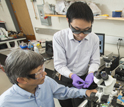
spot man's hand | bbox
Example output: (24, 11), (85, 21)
(71, 74), (85, 89)
(83, 73), (94, 88)
(85, 89), (97, 97)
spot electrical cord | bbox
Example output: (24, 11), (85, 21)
(117, 40), (120, 58)
(117, 39), (122, 59)
(0, 0), (4, 11)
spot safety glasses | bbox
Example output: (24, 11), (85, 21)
(70, 24), (92, 35)
(28, 65), (45, 79)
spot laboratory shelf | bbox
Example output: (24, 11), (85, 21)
(45, 14), (124, 21)
(45, 14), (66, 17)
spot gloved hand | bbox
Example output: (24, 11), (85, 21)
(83, 73), (94, 88)
(71, 74), (85, 89)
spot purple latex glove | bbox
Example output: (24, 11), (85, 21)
(71, 74), (85, 89)
(83, 73), (94, 88)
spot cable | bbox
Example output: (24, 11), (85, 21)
(0, 0), (4, 11)
(117, 39), (122, 59)
(117, 40), (120, 59)
(32, 2), (38, 19)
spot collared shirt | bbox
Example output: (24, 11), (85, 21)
(0, 76), (87, 107)
(53, 28), (100, 78)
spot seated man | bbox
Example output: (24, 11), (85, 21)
(0, 49), (97, 107)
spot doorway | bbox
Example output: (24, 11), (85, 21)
(10, 0), (36, 41)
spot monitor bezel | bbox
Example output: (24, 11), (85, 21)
(95, 33), (105, 56)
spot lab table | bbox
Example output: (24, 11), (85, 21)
(0, 37), (26, 50)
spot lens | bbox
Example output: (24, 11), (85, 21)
(83, 28), (92, 34)
(101, 71), (108, 80)
(94, 71), (101, 79)
(70, 24), (92, 35)
(101, 72), (106, 77)
(73, 30), (91, 35)
(35, 72), (43, 79)
(83, 31), (91, 34)
(94, 71), (98, 76)
(71, 26), (81, 34)
(35, 70), (44, 79)
(73, 31), (81, 34)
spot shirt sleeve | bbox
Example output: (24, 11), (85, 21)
(88, 35), (100, 73)
(49, 76), (87, 100)
(53, 33), (72, 78)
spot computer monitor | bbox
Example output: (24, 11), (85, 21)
(95, 33), (105, 56)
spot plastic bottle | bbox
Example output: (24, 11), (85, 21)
(36, 43), (42, 54)
(28, 41), (31, 50)
(34, 44), (39, 54)
(30, 44), (34, 51)
(28, 40), (34, 51)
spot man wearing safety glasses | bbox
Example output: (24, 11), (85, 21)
(53, 2), (100, 107)
(0, 49), (97, 107)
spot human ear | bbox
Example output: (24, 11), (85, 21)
(66, 18), (69, 22)
(17, 77), (28, 84)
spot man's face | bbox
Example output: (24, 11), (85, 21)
(70, 19), (92, 41)
(26, 65), (47, 86)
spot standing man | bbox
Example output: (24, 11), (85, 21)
(53, 2), (100, 107)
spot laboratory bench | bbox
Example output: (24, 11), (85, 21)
(0, 37), (26, 51)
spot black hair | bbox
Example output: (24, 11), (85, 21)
(66, 2), (94, 24)
(5, 49), (44, 84)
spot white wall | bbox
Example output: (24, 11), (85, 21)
(22, 0), (124, 57)
(89, 0), (124, 57)
(0, 0), (16, 31)
(25, 0), (68, 41)
(25, 0), (124, 56)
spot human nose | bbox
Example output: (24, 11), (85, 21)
(79, 33), (85, 37)
(43, 71), (47, 76)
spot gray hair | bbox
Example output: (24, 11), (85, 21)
(5, 49), (44, 84)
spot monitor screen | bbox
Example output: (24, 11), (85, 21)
(95, 33), (105, 55)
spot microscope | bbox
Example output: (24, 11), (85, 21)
(78, 71), (117, 107)
(94, 71), (117, 106)
(103, 56), (113, 75)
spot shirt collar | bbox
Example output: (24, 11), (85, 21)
(68, 28), (90, 41)
(13, 84), (40, 98)
(68, 28), (74, 40)
(85, 34), (89, 40)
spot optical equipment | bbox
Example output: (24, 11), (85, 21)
(94, 71), (108, 80)
(70, 24), (92, 35)
(94, 71), (117, 105)
(28, 65), (45, 79)
(79, 71), (117, 107)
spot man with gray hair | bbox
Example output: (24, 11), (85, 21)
(0, 49), (96, 107)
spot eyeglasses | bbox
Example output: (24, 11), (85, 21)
(28, 65), (45, 79)
(70, 24), (92, 35)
